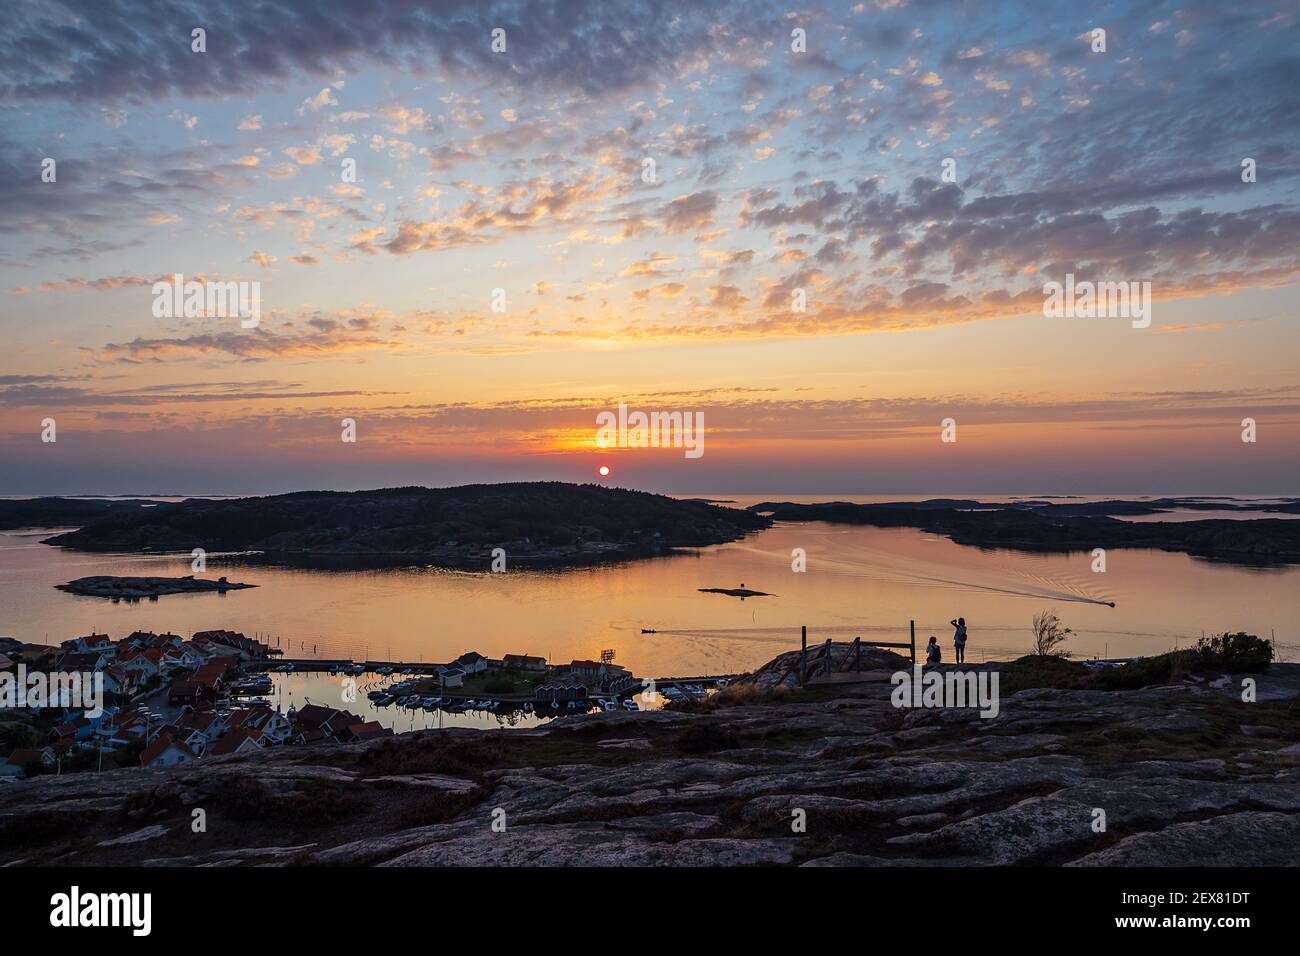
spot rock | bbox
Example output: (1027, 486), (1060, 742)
(97, 824), (170, 847)
(896, 812), (947, 829)
(379, 824), (797, 867)
(1068, 812), (1300, 866)
(1240, 724), (1283, 738)
(596, 738), (653, 750)
(1125, 714), (1210, 733)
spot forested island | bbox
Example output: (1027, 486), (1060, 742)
(41, 483), (772, 570)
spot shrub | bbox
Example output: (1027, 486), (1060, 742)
(1031, 609), (1072, 658)
(1194, 632), (1273, 672)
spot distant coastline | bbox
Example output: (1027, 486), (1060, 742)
(748, 497), (1300, 566)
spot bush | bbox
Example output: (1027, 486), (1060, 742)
(1194, 632), (1273, 673)
(1031, 609), (1072, 657)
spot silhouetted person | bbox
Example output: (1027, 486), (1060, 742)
(926, 635), (941, 666)
(950, 617), (968, 664)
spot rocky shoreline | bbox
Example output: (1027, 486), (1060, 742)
(3, 645), (1296, 867)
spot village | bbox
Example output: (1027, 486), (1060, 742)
(0, 629), (665, 781)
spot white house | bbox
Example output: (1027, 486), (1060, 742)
(139, 734), (197, 769)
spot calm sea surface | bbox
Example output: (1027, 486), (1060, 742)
(2, 494), (1297, 680)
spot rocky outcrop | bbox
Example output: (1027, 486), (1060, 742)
(2, 659), (1297, 867)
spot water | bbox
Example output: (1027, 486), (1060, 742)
(3, 508), (1297, 676)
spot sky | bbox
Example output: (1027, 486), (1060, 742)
(0, 0), (1297, 496)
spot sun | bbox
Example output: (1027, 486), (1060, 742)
(598, 465), (610, 477)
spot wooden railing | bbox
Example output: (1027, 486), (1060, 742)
(788, 623), (917, 686)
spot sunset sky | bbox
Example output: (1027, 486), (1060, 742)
(1, 0), (1297, 495)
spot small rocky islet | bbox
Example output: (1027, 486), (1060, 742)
(55, 575), (256, 599)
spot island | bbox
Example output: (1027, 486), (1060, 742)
(55, 575), (257, 599)
(747, 498), (1300, 565)
(698, 587), (773, 598)
(41, 482), (773, 571)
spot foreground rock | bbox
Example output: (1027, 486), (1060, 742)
(2, 654), (1297, 867)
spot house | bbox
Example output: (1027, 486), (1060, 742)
(341, 721), (392, 742)
(566, 659), (607, 680)
(226, 706), (290, 743)
(193, 659), (235, 688)
(209, 727), (268, 757)
(117, 646), (165, 681)
(175, 709), (226, 742)
(157, 724), (210, 756)
(172, 641), (211, 668)
(139, 733), (197, 768)
(455, 651), (488, 674)
(289, 704), (363, 741)
(101, 664), (135, 697)
(99, 710), (150, 743)
(49, 716), (95, 746)
(191, 629), (275, 660)
(0, 747), (57, 778)
(533, 680), (589, 703)
(56, 650), (110, 673)
(64, 633), (113, 654)
(437, 666), (465, 688)
(167, 680), (216, 708)
(503, 653), (547, 672)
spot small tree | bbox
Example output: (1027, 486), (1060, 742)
(1032, 609), (1072, 658)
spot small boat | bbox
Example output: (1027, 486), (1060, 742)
(367, 690), (387, 701)
(640, 628), (657, 634)
(376, 695), (394, 707)
(421, 697), (437, 710)
(621, 699), (639, 712)
(601, 700), (618, 712)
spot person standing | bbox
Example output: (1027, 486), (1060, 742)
(950, 617), (968, 664)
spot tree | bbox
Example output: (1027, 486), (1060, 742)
(1032, 609), (1072, 658)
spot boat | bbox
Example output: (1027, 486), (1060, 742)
(600, 699), (618, 712)
(421, 698), (437, 710)
(367, 690), (387, 701)
(621, 699), (639, 712)
(640, 628), (657, 634)
(376, 695), (394, 707)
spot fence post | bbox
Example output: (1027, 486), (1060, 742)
(800, 625), (807, 686)
(910, 620), (916, 665)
